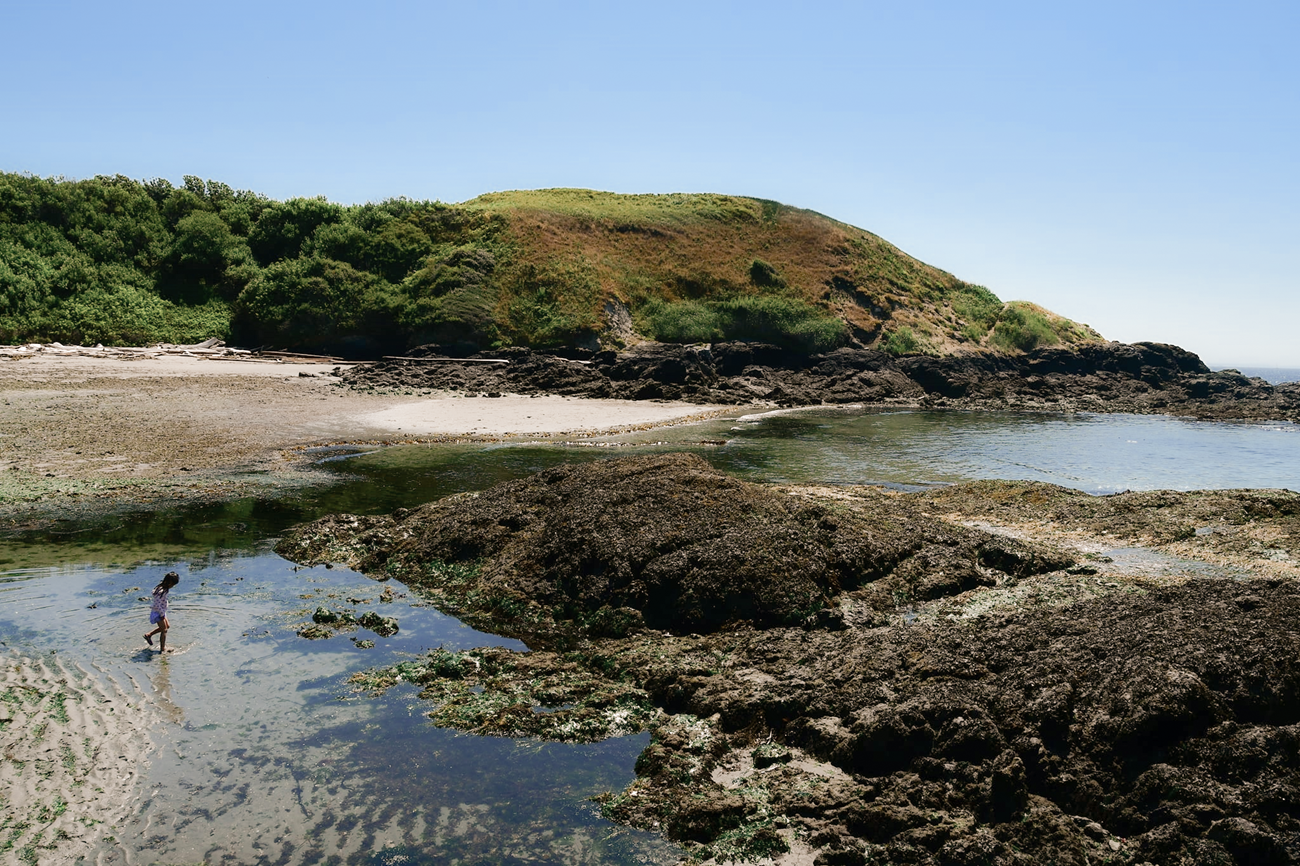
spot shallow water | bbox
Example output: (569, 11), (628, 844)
(0, 554), (676, 864)
(704, 408), (1300, 493)
(3, 407), (1299, 863)
(327, 408), (1299, 504)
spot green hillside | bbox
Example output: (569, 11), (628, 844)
(0, 174), (1102, 356)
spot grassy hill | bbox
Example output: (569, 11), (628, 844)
(0, 174), (1102, 356)
(461, 189), (1101, 354)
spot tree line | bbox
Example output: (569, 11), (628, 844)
(0, 173), (510, 355)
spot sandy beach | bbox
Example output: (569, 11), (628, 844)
(0, 353), (732, 527)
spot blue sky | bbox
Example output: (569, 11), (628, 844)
(4, 0), (1297, 366)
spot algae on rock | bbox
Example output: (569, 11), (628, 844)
(278, 455), (1300, 865)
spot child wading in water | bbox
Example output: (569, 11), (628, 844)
(144, 572), (180, 652)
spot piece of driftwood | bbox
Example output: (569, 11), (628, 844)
(381, 356), (511, 364)
(255, 350), (346, 362)
(0, 340), (255, 360)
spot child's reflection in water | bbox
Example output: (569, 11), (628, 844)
(150, 657), (185, 725)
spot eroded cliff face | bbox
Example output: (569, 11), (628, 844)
(278, 455), (1300, 864)
(346, 340), (1300, 422)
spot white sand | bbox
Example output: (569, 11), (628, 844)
(361, 394), (726, 436)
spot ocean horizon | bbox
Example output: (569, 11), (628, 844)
(1220, 366), (1300, 384)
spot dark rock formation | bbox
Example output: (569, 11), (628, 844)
(278, 457), (1300, 864)
(346, 341), (1300, 422)
(278, 454), (1073, 642)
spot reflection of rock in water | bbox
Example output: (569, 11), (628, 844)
(0, 651), (157, 865)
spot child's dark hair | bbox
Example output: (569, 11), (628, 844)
(156, 571), (180, 591)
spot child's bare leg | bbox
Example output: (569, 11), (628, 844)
(158, 618), (169, 652)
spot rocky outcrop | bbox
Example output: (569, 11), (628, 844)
(278, 456), (1300, 864)
(346, 341), (1300, 422)
(277, 454), (1074, 643)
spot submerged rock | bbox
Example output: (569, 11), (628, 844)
(302, 607), (397, 639)
(358, 611), (399, 637)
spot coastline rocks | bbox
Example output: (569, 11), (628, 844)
(277, 459), (1300, 863)
(277, 453), (1073, 643)
(596, 581), (1300, 865)
(346, 340), (1300, 422)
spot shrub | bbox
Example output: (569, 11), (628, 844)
(401, 245), (500, 345)
(884, 326), (921, 356)
(748, 259), (786, 289)
(47, 288), (228, 346)
(990, 303), (1059, 352)
(951, 283), (1002, 340)
(715, 295), (845, 352)
(248, 197), (344, 265)
(637, 295), (846, 353)
(0, 240), (55, 321)
(364, 218), (436, 283)
(234, 256), (405, 353)
(160, 210), (258, 303)
(498, 258), (602, 347)
(637, 298), (724, 344)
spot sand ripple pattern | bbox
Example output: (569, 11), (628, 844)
(0, 652), (155, 866)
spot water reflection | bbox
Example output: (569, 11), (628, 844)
(703, 408), (1300, 493)
(149, 655), (185, 725)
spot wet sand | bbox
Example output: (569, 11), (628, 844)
(0, 354), (731, 527)
(1, 652), (157, 865)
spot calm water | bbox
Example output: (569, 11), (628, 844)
(2, 407), (1298, 863)
(1224, 365), (1300, 384)
(0, 556), (674, 865)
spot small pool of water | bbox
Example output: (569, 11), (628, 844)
(704, 408), (1300, 493)
(0, 555), (677, 865)
(323, 408), (1300, 506)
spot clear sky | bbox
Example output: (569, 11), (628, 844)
(4, 0), (1297, 367)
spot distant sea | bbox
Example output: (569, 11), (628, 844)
(1220, 367), (1300, 384)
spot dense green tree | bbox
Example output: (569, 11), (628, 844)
(0, 240), (55, 337)
(160, 211), (258, 303)
(248, 197), (343, 265)
(365, 218), (434, 283)
(300, 220), (371, 268)
(233, 256), (406, 354)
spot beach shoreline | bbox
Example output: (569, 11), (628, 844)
(0, 354), (736, 531)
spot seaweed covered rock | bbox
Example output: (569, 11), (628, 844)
(280, 460), (1300, 862)
(277, 453), (1073, 641)
(358, 611), (399, 637)
(598, 581), (1300, 865)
